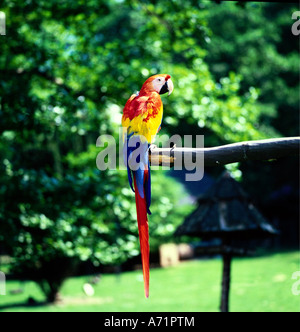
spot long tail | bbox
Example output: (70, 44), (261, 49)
(124, 136), (151, 298)
(133, 169), (150, 298)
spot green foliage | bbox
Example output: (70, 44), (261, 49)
(205, 2), (299, 137)
(149, 171), (194, 251)
(203, 1), (299, 201)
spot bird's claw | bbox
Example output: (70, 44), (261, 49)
(149, 144), (157, 153)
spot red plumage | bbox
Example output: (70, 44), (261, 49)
(134, 169), (150, 298)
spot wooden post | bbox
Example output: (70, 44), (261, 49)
(220, 253), (232, 312)
(149, 137), (300, 167)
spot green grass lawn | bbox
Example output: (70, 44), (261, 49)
(0, 250), (299, 312)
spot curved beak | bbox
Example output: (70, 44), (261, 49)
(159, 78), (174, 96)
(167, 78), (174, 96)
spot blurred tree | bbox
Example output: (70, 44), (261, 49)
(204, 1), (299, 245)
(206, 2), (299, 137)
(0, 0), (193, 301)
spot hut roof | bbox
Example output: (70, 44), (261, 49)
(175, 172), (278, 239)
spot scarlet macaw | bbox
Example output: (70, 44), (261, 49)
(122, 74), (174, 298)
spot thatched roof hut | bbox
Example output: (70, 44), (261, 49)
(175, 171), (278, 240)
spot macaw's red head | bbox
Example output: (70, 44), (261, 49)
(139, 74), (174, 96)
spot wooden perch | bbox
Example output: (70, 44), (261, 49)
(149, 137), (300, 167)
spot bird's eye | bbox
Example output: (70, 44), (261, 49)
(158, 79), (161, 82)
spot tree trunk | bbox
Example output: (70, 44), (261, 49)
(149, 137), (300, 167)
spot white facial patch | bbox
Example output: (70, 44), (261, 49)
(152, 77), (166, 93)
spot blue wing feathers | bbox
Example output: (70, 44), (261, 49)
(124, 132), (135, 192)
(124, 134), (151, 215)
(145, 162), (151, 215)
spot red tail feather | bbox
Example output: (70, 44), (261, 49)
(133, 172), (150, 298)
